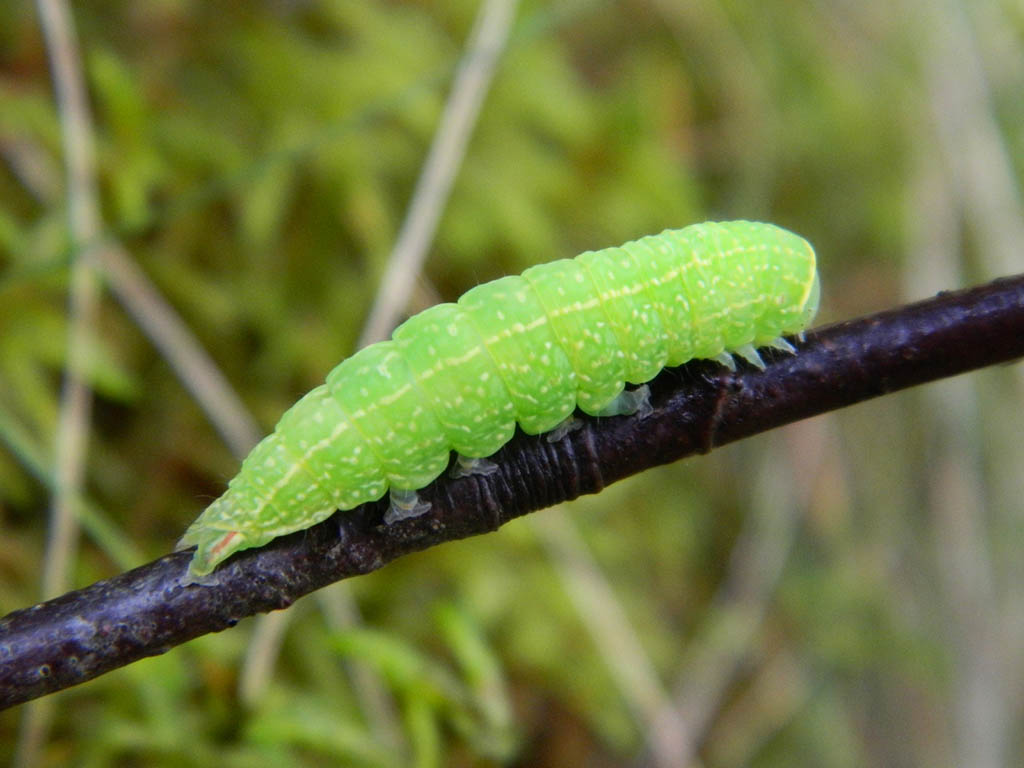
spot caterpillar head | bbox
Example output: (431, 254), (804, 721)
(795, 270), (820, 331)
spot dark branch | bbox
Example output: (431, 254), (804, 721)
(2, 274), (1023, 710)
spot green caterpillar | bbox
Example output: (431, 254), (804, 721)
(179, 220), (819, 580)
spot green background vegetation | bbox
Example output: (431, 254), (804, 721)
(1, 0), (1023, 765)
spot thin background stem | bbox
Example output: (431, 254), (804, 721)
(532, 508), (683, 768)
(356, 0), (520, 349)
(656, 421), (825, 767)
(19, 0), (103, 765)
(35, 0), (101, 614)
(94, 244), (262, 459)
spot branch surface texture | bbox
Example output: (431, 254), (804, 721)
(2, 274), (1023, 709)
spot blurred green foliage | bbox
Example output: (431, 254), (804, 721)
(1, 0), (1023, 765)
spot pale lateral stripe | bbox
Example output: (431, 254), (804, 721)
(244, 414), (354, 523)
(375, 381), (414, 408)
